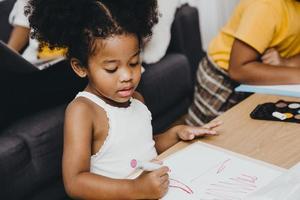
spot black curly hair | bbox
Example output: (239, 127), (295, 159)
(25, 0), (158, 67)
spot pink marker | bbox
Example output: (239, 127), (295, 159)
(130, 159), (162, 171)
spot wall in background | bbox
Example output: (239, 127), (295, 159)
(184, 0), (239, 50)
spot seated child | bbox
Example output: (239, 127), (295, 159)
(186, 0), (300, 126)
(0, 0), (86, 130)
(27, 0), (222, 199)
(8, 0), (66, 69)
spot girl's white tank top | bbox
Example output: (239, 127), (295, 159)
(75, 91), (157, 179)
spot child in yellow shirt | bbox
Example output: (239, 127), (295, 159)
(186, 0), (300, 126)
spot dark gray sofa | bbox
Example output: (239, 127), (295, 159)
(139, 4), (204, 132)
(0, 2), (204, 199)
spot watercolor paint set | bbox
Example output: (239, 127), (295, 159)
(250, 100), (300, 123)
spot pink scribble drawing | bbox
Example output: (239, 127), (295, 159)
(216, 158), (231, 174)
(240, 174), (258, 183)
(169, 178), (194, 194)
(191, 158), (233, 183)
(167, 157), (260, 200)
(200, 174), (258, 200)
(209, 183), (249, 193)
(205, 191), (243, 200)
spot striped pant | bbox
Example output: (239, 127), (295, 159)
(185, 56), (251, 126)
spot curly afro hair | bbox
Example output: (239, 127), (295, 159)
(25, 0), (158, 66)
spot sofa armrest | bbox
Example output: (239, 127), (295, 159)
(167, 4), (205, 76)
(0, 104), (66, 200)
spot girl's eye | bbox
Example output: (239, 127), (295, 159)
(105, 68), (117, 73)
(130, 62), (140, 67)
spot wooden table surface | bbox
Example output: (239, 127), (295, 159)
(158, 94), (300, 169)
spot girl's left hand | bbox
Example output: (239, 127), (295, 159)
(176, 120), (222, 140)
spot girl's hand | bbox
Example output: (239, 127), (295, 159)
(261, 48), (286, 66)
(134, 166), (169, 199)
(176, 120), (222, 140)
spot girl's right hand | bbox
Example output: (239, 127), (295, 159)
(134, 166), (170, 199)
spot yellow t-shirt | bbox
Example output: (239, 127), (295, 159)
(208, 0), (300, 70)
(37, 45), (67, 60)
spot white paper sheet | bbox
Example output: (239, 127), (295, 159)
(162, 142), (285, 200)
(244, 162), (300, 200)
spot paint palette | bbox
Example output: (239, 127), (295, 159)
(250, 100), (300, 123)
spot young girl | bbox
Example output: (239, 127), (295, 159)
(186, 0), (300, 126)
(27, 0), (221, 199)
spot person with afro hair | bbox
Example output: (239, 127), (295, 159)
(0, 0), (87, 130)
(26, 0), (221, 199)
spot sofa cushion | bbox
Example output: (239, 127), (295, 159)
(152, 97), (191, 133)
(138, 53), (192, 119)
(167, 4), (204, 76)
(0, 104), (67, 200)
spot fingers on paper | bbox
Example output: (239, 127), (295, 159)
(185, 128), (216, 140)
(202, 120), (223, 129)
(185, 121), (222, 139)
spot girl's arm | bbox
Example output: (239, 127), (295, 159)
(63, 100), (169, 200)
(132, 92), (221, 154)
(228, 39), (300, 85)
(154, 121), (221, 154)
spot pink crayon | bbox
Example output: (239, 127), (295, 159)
(130, 159), (163, 171)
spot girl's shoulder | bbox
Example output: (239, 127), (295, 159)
(65, 97), (107, 126)
(64, 97), (110, 145)
(67, 96), (93, 111)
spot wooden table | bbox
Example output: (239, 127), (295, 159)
(159, 94), (300, 169)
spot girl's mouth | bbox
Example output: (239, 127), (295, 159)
(117, 87), (134, 98)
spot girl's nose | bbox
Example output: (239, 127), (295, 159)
(120, 67), (133, 82)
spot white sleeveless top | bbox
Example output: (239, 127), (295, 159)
(75, 91), (157, 179)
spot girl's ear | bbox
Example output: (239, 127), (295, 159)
(70, 58), (87, 78)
